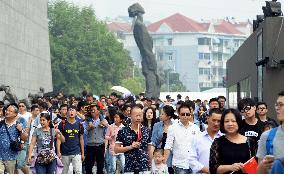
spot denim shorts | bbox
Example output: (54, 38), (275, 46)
(16, 149), (27, 169)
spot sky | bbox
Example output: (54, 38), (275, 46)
(66, 0), (284, 22)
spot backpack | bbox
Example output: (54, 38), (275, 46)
(266, 127), (278, 155)
(270, 157), (284, 174)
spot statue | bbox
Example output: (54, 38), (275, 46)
(128, 3), (161, 99)
(0, 85), (18, 104)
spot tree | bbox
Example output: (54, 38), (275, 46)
(49, 0), (133, 95)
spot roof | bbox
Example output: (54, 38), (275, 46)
(107, 13), (251, 35)
(107, 22), (131, 32)
(147, 13), (207, 32)
(212, 20), (244, 35)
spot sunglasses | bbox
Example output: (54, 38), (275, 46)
(18, 105), (25, 107)
(241, 105), (252, 113)
(180, 113), (191, 116)
(90, 110), (96, 113)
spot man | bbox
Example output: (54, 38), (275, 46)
(84, 104), (108, 174)
(26, 104), (40, 144)
(86, 94), (95, 105)
(16, 102), (31, 174)
(217, 96), (226, 112)
(198, 98), (220, 130)
(257, 91), (284, 174)
(115, 104), (151, 173)
(0, 104), (28, 174)
(164, 102), (200, 174)
(121, 104), (132, 127)
(256, 102), (278, 127)
(18, 101), (32, 123)
(238, 98), (264, 142)
(57, 106), (84, 174)
(190, 108), (223, 174)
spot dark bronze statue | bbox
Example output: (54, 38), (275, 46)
(128, 3), (160, 99)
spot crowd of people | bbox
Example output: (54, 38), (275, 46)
(0, 90), (283, 174)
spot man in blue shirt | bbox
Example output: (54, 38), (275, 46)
(0, 104), (28, 174)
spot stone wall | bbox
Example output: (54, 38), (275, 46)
(0, 0), (52, 99)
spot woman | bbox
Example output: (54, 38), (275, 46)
(142, 107), (157, 132)
(209, 109), (257, 174)
(150, 105), (177, 174)
(28, 112), (65, 174)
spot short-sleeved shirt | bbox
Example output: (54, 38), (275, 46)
(116, 125), (151, 172)
(240, 119), (264, 142)
(256, 126), (284, 159)
(58, 120), (83, 155)
(0, 118), (27, 160)
(33, 128), (56, 152)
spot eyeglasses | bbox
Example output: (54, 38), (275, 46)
(18, 105), (25, 107)
(257, 107), (267, 111)
(90, 110), (96, 113)
(275, 103), (284, 108)
(180, 113), (191, 116)
(241, 105), (252, 113)
(68, 108), (76, 111)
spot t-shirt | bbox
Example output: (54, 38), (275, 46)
(58, 120), (83, 156)
(0, 118), (27, 160)
(18, 112), (32, 123)
(33, 128), (56, 152)
(240, 119), (264, 142)
(256, 126), (284, 159)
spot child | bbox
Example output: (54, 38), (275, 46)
(151, 149), (168, 174)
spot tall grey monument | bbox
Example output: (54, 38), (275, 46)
(0, 0), (52, 99)
(128, 3), (161, 99)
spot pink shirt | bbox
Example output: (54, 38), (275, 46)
(105, 123), (124, 155)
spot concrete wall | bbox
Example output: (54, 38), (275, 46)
(227, 17), (284, 118)
(0, 0), (52, 99)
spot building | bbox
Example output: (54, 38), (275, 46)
(108, 13), (252, 92)
(227, 16), (284, 117)
(0, 0), (52, 99)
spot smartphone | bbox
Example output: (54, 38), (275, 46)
(265, 155), (275, 161)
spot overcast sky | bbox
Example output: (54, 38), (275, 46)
(66, 0), (284, 22)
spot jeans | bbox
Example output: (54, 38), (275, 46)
(112, 154), (125, 174)
(173, 166), (193, 174)
(35, 159), (56, 174)
(62, 154), (82, 174)
(105, 147), (113, 174)
(0, 160), (16, 174)
(85, 145), (105, 174)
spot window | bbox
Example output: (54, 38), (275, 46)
(168, 38), (173, 45)
(198, 37), (211, 45)
(228, 84), (237, 108)
(168, 53), (173, 61)
(198, 53), (210, 60)
(199, 68), (210, 75)
(257, 30), (263, 101)
(158, 53), (163, 61)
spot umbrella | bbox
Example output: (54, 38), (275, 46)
(111, 86), (131, 95)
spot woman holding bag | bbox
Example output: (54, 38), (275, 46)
(28, 112), (65, 174)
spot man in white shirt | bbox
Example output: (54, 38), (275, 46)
(164, 101), (200, 174)
(190, 108), (223, 174)
(18, 101), (32, 123)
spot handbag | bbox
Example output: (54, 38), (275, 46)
(4, 121), (22, 151)
(36, 128), (56, 164)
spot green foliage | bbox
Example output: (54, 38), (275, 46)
(49, 0), (133, 95)
(159, 69), (187, 92)
(121, 66), (145, 95)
